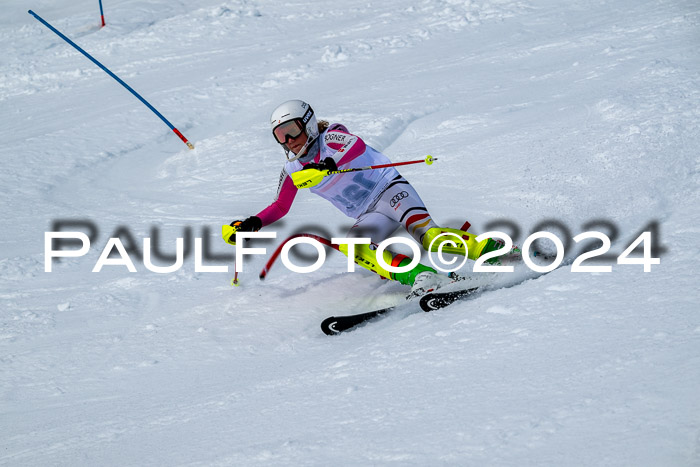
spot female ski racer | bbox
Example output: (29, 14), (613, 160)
(225, 99), (502, 294)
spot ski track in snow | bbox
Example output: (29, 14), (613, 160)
(2, 0), (700, 465)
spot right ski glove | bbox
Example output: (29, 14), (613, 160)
(292, 158), (339, 189)
(222, 216), (262, 245)
(302, 157), (338, 172)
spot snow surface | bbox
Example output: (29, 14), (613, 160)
(2, 0), (700, 465)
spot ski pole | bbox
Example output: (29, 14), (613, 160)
(291, 155), (436, 189)
(28, 10), (194, 150)
(231, 269), (240, 286)
(331, 154), (437, 174)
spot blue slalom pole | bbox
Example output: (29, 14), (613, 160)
(28, 10), (194, 150)
(98, 0), (105, 27)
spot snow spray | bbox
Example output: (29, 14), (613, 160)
(28, 10), (194, 150)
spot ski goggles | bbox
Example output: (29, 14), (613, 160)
(272, 119), (305, 144)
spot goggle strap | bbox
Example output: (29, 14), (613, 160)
(301, 107), (314, 125)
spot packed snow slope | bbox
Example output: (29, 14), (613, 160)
(2, 0), (699, 465)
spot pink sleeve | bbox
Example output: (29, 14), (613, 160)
(325, 129), (366, 166)
(255, 173), (298, 227)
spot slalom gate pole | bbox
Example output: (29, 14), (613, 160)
(98, 0), (105, 27)
(259, 234), (339, 280)
(28, 10), (194, 150)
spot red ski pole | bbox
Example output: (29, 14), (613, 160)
(292, 155), (436, 189)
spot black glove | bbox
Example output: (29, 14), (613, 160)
(228, 216), (262, 243)
(302, 157), (337, 172)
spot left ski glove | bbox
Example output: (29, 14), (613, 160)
(222, 216), (262, 245)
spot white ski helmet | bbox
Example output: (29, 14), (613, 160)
(270, 99), (319, 161)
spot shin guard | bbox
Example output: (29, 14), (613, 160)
(422, 227), (496, 260)
(338, 243), (435, 285)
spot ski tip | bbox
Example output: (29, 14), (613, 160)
(320, 317), (341, 336)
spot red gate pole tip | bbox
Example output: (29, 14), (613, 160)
(172, 128), (195, 149)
